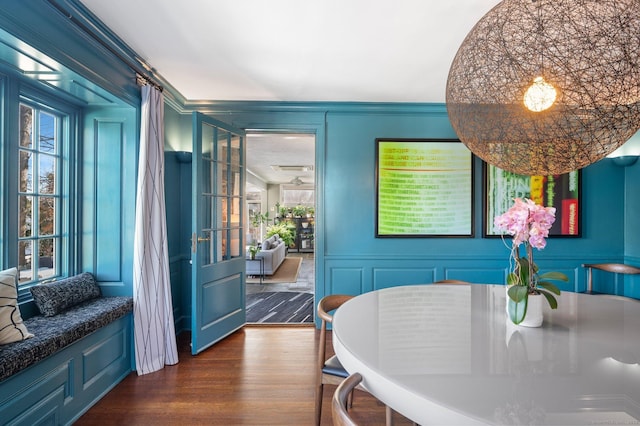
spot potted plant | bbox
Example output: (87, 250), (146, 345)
(250, 211), (270, 228)
(292, 205), (306, 218)
(280, 206), (291, 218)
(494, 198), (568, 326)
(248, 243), (260, 260)
(266, 222), (296, 247)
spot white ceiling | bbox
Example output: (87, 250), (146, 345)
(79, 0), (500, 103)
(246, 133), (315, 187)
(78, 0), (502, 186)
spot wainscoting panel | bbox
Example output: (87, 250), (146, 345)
(81, 107), (137, 298)
(373, 267), (436, 290)
(442, 267), (506, 285)
(329, 267), (364, 295)
(324, 258), (586, 298)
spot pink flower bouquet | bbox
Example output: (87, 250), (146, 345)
(494, 198), (568, 324)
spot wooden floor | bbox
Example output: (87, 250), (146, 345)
(76, 326), (414, 425)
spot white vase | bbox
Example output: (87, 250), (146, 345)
(506, 288), (544, 328)
(519, 294), (544, 327)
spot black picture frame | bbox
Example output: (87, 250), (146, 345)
(483, 162), (581, 237)
(375, 138), (474, 238)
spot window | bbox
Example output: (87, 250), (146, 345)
(17, 102), (64, 285)
(201, 124), (244, 263)
(281, 185), (314, 207)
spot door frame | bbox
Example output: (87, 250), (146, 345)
(213, 116), (326, 326)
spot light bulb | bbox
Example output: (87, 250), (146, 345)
(524, 76), (557, 112)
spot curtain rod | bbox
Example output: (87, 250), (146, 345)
(136, 73), (164, 92)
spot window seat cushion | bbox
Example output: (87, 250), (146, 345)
(0, 296), (132, 382)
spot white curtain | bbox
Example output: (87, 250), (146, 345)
(133, 85), (179, 375)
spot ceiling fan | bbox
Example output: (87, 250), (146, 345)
(290, 176), (305, 185)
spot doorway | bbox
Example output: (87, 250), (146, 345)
(245, 132), (316, 324)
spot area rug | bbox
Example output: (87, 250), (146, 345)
(247, 256), (303, 284)
(246, 291), (314, 323)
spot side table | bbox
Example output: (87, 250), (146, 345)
(246, 257), (264, 285)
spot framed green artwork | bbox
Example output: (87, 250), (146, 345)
(375, 139), (474, 237)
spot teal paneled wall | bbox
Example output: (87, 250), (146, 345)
(321, 107), (627, 298)
(623, 162), (640, 297)
(625, 163), (640, 260)
(82, 106), (138, 296)
(165, 150), (184, 328)
(164, 102), (638, 314)
(164, 106), (192, 152)
(164, 106), (193, 332)
(324, 110), (458, 255)
(324, 109), (625, 259)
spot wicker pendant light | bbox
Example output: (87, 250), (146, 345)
(446, 0), (640, 175)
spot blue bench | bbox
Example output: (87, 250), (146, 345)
(0, 274), (133, 425)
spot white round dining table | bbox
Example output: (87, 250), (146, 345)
(332, 284), (640, 425)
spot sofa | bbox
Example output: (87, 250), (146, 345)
(247, 234), (287, 276)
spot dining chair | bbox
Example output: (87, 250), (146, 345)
(315, 295), (395, 426)
(582, 263), (640, 294)
(315, 295), (358, 425)
(434, 279), (470, 284)
(332, 372), (363, 426)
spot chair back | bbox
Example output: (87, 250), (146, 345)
(317, 294), (353, 324)
(434, 279), (470, 285)
(317, 295), (353, 366)
(315, 294), (354, 425)
(582, 263), (640, 293)
(332, 373), (363, 426)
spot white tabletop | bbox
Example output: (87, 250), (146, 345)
(332, 284), (640, 426)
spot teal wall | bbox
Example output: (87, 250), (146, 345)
(163, 102), (640, 326)
(164, 151), (191, 332)
(81, 106), (138, 296)
(320, 108), (635, 298)
(624, 164), (640, 296)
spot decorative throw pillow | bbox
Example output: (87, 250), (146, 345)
(262, 240), (271, 250)
(0, 267), (33, 345)
(30, 272), (101, 317)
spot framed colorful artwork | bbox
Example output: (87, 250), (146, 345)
(484, 163), (581, 237)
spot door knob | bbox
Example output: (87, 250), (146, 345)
(191, 232), (211, 253)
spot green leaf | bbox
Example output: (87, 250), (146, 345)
(538, 271), (569, 282)
(538, 289), (558, 309)
(507, 285), (528, 303)
(508, 295), (528, 324)
(537, 280), (561, 295)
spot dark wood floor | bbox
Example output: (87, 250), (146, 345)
(76, 326), (414, 425)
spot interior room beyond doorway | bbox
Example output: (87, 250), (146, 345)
(245, 132), (316, 324)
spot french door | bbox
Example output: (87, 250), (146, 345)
(191, 112), (246, 354)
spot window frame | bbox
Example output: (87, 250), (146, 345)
(3, 81), (79, 300)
